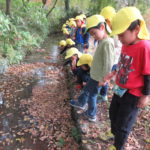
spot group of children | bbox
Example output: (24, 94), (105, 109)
(58, 6), (150, 150)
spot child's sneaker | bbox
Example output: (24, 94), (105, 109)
(82, 112), (97, 122)
(70, 100), (86, 110)
(88, 117), (97, 122)
(108, 145), (116, 150)
(101, 95), (108, 101)
(97, 95), (108, 103)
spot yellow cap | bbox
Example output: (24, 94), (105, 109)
(63, 28), (69, 35)
(66, 20), (69, 25)
(77, 54), (93, 67)
(100, 6), (116, 23)
(111, 7), (149, 40)
(69, 20), (77, 27)
(65, 48), (82, 59)
(69, 18), (75, 21)
(80, 14), (86, 19)
(75, 15), (83, 21)
(62, 24), (67, 28)
(66, 38), (75, 45)
(86, 15), (111, 33)
(59, 40), (67, 47)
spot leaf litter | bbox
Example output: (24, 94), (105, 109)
(0, 62), (79, 150)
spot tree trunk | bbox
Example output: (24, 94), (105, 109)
(65, 0), (70, 11)
(42, 0), (47, 6)
(46, 0), (58, 18)
(6, 0), (11, 15)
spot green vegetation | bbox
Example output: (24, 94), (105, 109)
(0, 0), (150, 66)
(0, 1), (49, 65)
(71, 127), (81, 143)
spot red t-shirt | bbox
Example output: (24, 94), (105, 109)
(116, 40), (150, 97)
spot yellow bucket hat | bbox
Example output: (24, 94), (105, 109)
(69, 18), (75, 21)
(59, 40), (67, 47)
(66, 38), (75, 45)
(65, 48), (82, 59)
(69, 20), (77, 27)
(111, 7), (149, 40)
(100, 6), (116, 23)
(63, 28), (69, 35)
(77, 54), (93, 67)
(66, 20), (69, 25)
(80, 14), (86, 19)
(62, 24), (67, 28)
(86, 15), (111, 33)
(75, 15), (84, 21)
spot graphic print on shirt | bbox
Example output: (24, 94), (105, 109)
(117, 53), (134, 84)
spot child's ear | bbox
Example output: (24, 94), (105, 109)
(135, 25), (140, 35)
(99, 24), (105, 31)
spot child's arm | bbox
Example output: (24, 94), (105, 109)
(103, 71), (117, 82)
(98, 71), (116, 86)
(83, 28), (90, 49)
(97, 40), (115, 86)
(137, 75), (150, 108)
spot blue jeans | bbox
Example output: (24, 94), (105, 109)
(100, 83), (108, 96)
(78, 78), (101, 118)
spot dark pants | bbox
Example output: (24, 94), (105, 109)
(76, 68), (90, 84)
(109, 92), (139, 150)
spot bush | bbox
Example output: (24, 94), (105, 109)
(0, 1), (50, 65)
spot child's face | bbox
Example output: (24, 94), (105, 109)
(59, 46), (65, 50)
(118, 27), (140, 45)
(71, 54), (78, 60)
(89, 25), (105, 40)
(83, 19), (86, 24)
(76, 20), (82, 27)
(81, 65), (88, 70)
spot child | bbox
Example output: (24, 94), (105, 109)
(62, 28), (70, 38)
(60, 38), (75, 55)
(65, 47), (82, 75)
(97, 6), (117, 102)
(109, 7), (150, 150)
(70, 15), (115, 122)
(80, 14), (86, 24)
(75, 15), (90, 52)
(58, 40), (67, 51)
(100, 6), (116, 28)
(68, 20), (77, 40)
(76, 54), (93, 88)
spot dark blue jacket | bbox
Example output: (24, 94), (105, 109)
(75, 27), (90, 48)
(76, 67), (90, 84)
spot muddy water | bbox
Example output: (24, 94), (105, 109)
(24, 35), (60, 64)
(0, 34), (72, 150)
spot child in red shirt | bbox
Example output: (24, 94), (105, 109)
(109, 7), (150, 150)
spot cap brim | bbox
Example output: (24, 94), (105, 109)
(65, 55), (71, 59)
(77, 61), (82, 66)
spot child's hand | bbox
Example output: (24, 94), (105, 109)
(137, 95), (149, 108)
(71, 59), (77, 69)
(82, 82), (86, 86)
(103, 71), (116, 82)
(98, 81), (106, 87)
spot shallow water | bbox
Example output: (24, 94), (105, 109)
(0, 34), (64, 150)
